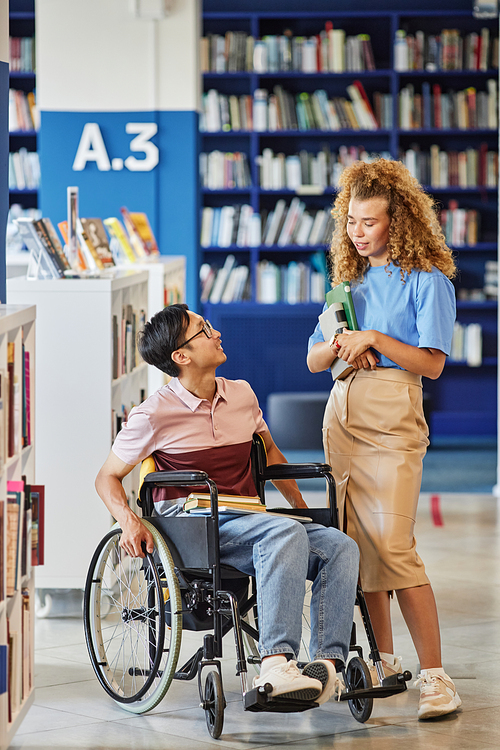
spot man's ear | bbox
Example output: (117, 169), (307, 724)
(171, 349), (190, 367)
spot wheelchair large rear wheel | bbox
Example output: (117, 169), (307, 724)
(84, 520), (182, 713)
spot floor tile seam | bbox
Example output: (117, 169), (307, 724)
(412, 720), (500, 748)
(15, 714), (106, 737)
(244, 720), (393, 748)
(110, 717), (260, 749)
(439, 618), (500, 630)
(34, 678), (102, 689)
(35, 678), (100, 692)
(34, 645), (89, 655)
(34, 654), (95, 666)
(438, 641), (500, 657)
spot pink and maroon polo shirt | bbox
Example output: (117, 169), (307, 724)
(112, 377), (268, 509)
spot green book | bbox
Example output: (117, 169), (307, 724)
(325, 282), (358, 331)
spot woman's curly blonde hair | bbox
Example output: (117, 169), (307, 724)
(330, 159), (456, 284)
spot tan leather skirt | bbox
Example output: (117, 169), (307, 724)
(323, 367), (430, 593)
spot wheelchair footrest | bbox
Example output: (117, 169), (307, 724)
(340, 671), (411, 702)
(244, 687), (319, 713)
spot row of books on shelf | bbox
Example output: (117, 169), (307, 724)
(200, 252), (327, 305)
(1, 479), (44, 718)
(201, 256), (251, 303)
(256, 258), (327, 304)
(440, 203), (480, 247)
(1, 589), (32, 717)
(200, 81), (391, 133)
(398, 80), (498, 131)
(200, 147), (497, 195)
(8, 148), (40, 191)
(112, 306), (146, 380)
(15, 206), (159, 280)
(0, 340), (31, 472)
(394, 27), (498, 72)
(200, 151), (251, 190)
(1, 479), (44, 603)
(201, 25), (376, 74)
(201, 200), (333, 249)
(9, 36), (35, 73)
(257, 146), (391, 191)
(455, 261), (498, 300)
(111, 396), (145, 442)
(449, 322), (482, 366)
(401, 144), (498, 189)
(8, 89), (38, 132)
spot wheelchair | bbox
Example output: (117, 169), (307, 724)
(84, 435), (411, 739)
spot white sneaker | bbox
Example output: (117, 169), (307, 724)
(253, 659), (322, 701)
(302, 660), (345, 704)
(414, 670), (462, 719)
(368, 656), (403, 687)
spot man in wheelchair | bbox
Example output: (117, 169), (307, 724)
(95, 304), (359, 706)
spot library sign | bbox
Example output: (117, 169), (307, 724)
(72, 122), (159, 172)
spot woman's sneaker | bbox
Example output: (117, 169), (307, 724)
(368, 656), (403, 687)
(302, 660), (345, 704)
(253, 659), (322, 701)
(414, 670), (462, 719)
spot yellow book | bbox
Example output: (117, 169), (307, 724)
(184, 492), (261, 512)
(103, 217), (137, 263)
(129, 211), (160, 256)
(183, 494), (313, 522)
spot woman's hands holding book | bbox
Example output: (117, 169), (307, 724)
(336, 329), (379, 370)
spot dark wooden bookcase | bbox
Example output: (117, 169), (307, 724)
(199, 5), (498, 439)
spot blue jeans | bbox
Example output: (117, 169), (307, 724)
(218, 514), (359, 665)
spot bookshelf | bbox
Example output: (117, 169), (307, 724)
(7, 0), (39, 267)
(199, 8), (499, 437)
(119, 256), (186, 395)
(6, 271), (149, 596)
(0, 304), (36, 750)
(8, 1), (37, 208)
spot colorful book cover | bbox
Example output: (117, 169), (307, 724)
(103, 217), (137, 263)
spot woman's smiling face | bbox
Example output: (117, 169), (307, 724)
(347, 196), (391, 267)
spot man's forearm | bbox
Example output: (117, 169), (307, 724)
(95, 472), (137, 526)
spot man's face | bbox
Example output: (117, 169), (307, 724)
(178, 312), (227, 369)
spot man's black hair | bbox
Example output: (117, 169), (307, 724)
(137, 303), (190, 377)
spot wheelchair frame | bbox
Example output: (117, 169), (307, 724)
(84, 436), (411, 739)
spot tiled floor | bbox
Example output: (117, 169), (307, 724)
(11, 490), (500, 749)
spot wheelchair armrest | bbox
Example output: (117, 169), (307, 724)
(262, 462), (332, 481)
(139, 470), (218, 519)
(142, 470), (210, 486)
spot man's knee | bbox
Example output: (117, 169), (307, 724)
(315, 527), (360, 571)
(263, 517), (310, 559)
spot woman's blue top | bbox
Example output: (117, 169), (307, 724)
(308, 263), (456, 371)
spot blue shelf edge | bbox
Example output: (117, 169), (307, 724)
(8, 130), (37, 137)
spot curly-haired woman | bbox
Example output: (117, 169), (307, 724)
(307, 158), (460, 720)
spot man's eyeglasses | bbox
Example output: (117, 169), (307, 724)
(176, 319), (214, 349)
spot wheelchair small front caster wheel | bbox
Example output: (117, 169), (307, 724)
(204, 670), (225, 739)
(346, 656), (374, 723)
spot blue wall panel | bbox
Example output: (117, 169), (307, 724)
(39, 109), (200, 309)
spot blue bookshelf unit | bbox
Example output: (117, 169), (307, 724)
(8, 0), (37, 211)
(200, 1), (498, 438)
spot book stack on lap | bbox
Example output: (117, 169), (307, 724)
(183, 493), (312, 522)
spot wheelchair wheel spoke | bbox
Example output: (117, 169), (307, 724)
(84, 523), (182, 712)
